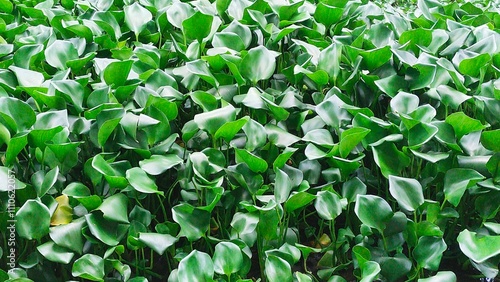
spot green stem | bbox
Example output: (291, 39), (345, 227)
(157, 194), (168, 221)
(382, 233), (388, 252)
(330, 220), (337, 266)
(257, 232), (266, 282)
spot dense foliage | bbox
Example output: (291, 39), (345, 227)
(1, 0), (500, 281)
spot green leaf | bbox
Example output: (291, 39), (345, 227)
(413, 236), (446, 270)
(44, 40), (79, 70)
(52, 80), (85, 113)
(139, 154), (183, 176)
(182, 11), (213, 42)
(240, 46), (279, 84)
(265, 255), (293, 282)
(372, 142), (411, 178)
(388, 175), (424, 212)
(342, 177), (367, 203)
(28, 127), (64, 151)
(375, 75), (407, 98)
(445, 112), (487, 140)
(399, 28), (432, 55)
(316, 94), (351, 129)
(190, 91), (218, 112)
(266, 124), (301, 148)
(481, 130), (500, 152)
(315, 190), (342, 221)
(194, 104), (236, 136)
(72, 254), (105, 281)
(418, 271), (457, 282)
(0, 97), (36, 132)
(138, 233), (178, 255)
(92, 155), (129, 188)
(172, 203), (210, 241)
(49, 219), (86, 254)
(9, 66), (44, 87)
(230, 212), (259, 237)
(274, 168), (293, 204)
(214, 116), (249, 142)
(357, 46), (392, 71)
(458, 230), (500, 263)
(360, 261), (381, 282)
(0, 167), (25, 192)
(16, 200), (51, 240)
(213, 32), (246, 51)
(318, 43), (342, 82)
(0, 0), (13, 13)
(305, 146), (331, 165)
(124, 3), (152, 37)
(458, 53), (491, 77)
(410, 149), (449, 163)
(435, 85), (471, 110)
(339, 127), (370, 158)
(355, 195), (393, 232)
(98, 193), (129, 223)
(302, 129), (334, 147)
(285, 192), (316, 213)
(85, 213), (128, 246)
(213, 242), (243, 276)
(37, 241), (74, 264)
(390, 92), (419, 115)
(178, 250), (214, 282)
(314, 3), (343, 28)
(5, 132), (29, 167)
(126, 167), (163, 195)
(295, 272), (313, 282)
(186, 59), (219, 88)
(235, 148), (268, 174)
(103, 60), (134, 88)
(444, 168), (484, 207)
(35, 166), (59, 197)
(130, 205), (152, 227)
(379, 255), (412, 282)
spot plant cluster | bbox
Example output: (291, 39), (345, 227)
(1, 0), (500, 281)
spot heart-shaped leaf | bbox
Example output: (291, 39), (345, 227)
(444, 168), (484, 207)
(139, 154), (183, 175)
(182, 11), (213, 42)
(37, 241), (74, 264)
(98, 193), (129, 223)
(138, 233), (178, 255)
(178, 250), (214, 282)
(124, 3), (152, 38)
(172, 203), (210, 241)
(213, 242), (243, 276)
(265, 255), (293, 282)
(126, 167), (163, 195)
(413, 236), (446, 271)
(16, 200), (51, 240)
(194, 104), (237, 136)
(240, 46), (279, 84)
(49, 218), (86, 254)
(458, 230), (500, 263)
(315, 191), (343, 221)
(355, 195), (393, 232)
(388, 175), (424, 212)
(72, 254), (105, 281)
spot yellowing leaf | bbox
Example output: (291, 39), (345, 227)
(51, 195), (73, 226)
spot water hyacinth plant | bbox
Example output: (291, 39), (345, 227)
(0, 0), (500, 281)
